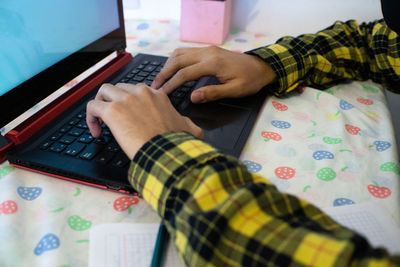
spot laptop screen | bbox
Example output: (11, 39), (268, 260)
(0, 0), (126, 128)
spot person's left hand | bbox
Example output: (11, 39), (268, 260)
(86, 83), (203, 160)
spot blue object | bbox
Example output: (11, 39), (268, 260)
(137, 23), (149, 30)
(242, 160), (262, 173)
(271, 120), (291, 129)
(339, 99), (354, 110)
(333, 198), (355, 206)
(34, 233), (60, 255)
(17, 186), (42, 201)
(151, 223), (169, 267)
(373, 141), (391, 152)
(312, 150), (334, 160)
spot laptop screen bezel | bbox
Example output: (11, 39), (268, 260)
(0, 0), (126, 129)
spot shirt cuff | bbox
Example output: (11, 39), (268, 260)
(128, 131), (219, 216)
(246, 44), (302, 96)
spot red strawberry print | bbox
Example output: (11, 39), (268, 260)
(357, 97), (373, 105)
(254, 33), (266, 38)
(261, 131), (282, 141)
(0, 200), (18, 214)
(113, 196), (139, 212)
(345, 124), (361, 135)
(272, 101), (288, 111)
(275, 167), (296, 179)
(367, 183), (391, 199)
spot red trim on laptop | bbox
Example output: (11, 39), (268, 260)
(5, 52), (133, 146)
(9, 163), (140, 196)
(0, 141), (13, 162)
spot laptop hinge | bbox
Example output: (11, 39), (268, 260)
(0, 134), (14, 163)
(5, 51), (133, 147)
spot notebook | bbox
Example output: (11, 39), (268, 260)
(0, 0), (267, 194)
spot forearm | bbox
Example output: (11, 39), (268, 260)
(247, 20), (400, 96)
(129, 132), (399, 266)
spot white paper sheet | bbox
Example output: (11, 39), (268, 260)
(89, 223), (184, 267)
(324, 202), (400, 255)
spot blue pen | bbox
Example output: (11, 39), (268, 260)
(151, 222), (169, 267)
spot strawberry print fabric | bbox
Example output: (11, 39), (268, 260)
(241, 81), (400, 225)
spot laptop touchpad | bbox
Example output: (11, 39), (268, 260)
(187, 103), (252, 150)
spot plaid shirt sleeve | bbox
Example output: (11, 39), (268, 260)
(246, 20), (400, 96)
(128, 132), (400, 266)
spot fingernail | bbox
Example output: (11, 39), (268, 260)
(159, 87), (165, 92)
(151, 81), (156, 88)
(192, 90), (204, 103)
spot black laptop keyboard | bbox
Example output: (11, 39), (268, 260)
(120, 60), (196, 110)
(38, 57), (198, 167)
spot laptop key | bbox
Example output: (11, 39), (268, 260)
(78, 134), (94, 144)
(138, 71), (150, 77)
(144, 65), (156, 72)
(111, 152), (130, 168)
(65, 142), (86, 156)
(69, 127), (85, 137)
(79, 143), (102, 160)
(106, 141), (120, 153)
(76, 121), (88, 129)
(40, 140), (53, 150)
(68, 118), (80, 125)
(49, 143), (67, 153)
(95, 151), (115, 164)
(59, 125), (72, 133)
(50, 132), (63, 141)
(132, 76), (144, 82)
(59, 135), (76, 145)
(103, 129), (112, 137)
(128, 80), (139, 85)
(131, 69), (140, 74)
(94, 136), (110, 145)
(76, 112), (86, 119)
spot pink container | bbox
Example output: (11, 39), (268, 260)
(180, 0), (232, 45)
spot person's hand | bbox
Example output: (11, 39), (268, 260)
(86, 83), (203, 160)
(151, 46), (277, 103)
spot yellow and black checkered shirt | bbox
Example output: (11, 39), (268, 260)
(248, 19), (400, 96)
(129, 20), (400, 266)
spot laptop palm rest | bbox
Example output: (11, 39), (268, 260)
(187, 102), (251, 150)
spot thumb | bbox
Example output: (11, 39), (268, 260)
(191, 83), (239, 103)
(183, 116), (204, 139)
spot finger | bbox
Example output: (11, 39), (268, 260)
(183, 116), (204, 139)
(116, 82), (156, 95)
(152, 51), (203, 89)
(160, 63), (215, 95)
(171, 47), (201, 57)
(191, 82), (242, 103)
(86, 99), (109, 138)
(96, 83), (128, 102)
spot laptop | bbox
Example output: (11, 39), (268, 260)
(0, 0), (268, 194)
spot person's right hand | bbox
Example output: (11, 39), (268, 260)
(151, 46), (277, 103)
